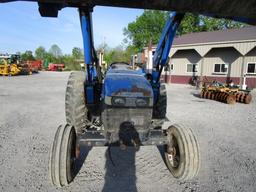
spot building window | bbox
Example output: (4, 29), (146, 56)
(187, 63), (198, 73)
(247, 63), (256, 74)
(214, 63), (228, 73)
(164, 63), (174, 72)
(170, 64), (174, 71)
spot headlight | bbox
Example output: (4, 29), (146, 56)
(111, 97), (149, 107)
(112, 97), (126, 106)
(135, 98), (148, 107)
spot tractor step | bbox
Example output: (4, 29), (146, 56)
(142, 129), (168, 145)
(78, 129), (168, 146)
(78, 131), (107, 146)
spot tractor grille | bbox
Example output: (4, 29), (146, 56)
(102, 107), (152, 132)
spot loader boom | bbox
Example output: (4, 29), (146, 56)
(79, 7), (102, 104)
(152, 12), (184, 84)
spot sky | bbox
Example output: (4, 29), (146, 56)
(0, 2), (143, 54)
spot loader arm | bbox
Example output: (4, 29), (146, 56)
(152, 12), (184, 84)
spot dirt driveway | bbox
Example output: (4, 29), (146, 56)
(0, 72), (255, 192)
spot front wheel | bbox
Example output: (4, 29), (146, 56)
(49, 124), (77, 187)
(165, 124), (200, 180)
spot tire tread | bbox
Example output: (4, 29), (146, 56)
(65, 71), (87, 134)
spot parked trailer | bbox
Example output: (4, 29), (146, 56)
(24, 60), (42, 73)
(48, 63), (65, 71)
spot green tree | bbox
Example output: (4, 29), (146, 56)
(35, 46), (46, 60)
(72, 47), (83, 59)
(200, 16), (246, 32)
(124, 11), (246, 50)
(61, 54), (80, 71)
(123, 10), (169, 51)
(21, 50), (35, 61)
(104, 45), (131, 65)
(49, 44), (62, 58)
(177, 13), (201, 35)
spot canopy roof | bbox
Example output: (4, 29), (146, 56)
(0, 0), (256, 24)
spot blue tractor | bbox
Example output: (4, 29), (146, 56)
(58, 9), (201, 186)
(1, 0), (255, 187)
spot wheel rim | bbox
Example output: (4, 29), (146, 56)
(165, 126), (186, 178)
(166, 134), (180, 169)
(66, 127), (77, 183)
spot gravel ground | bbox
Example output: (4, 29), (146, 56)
(0, 71), (256, 192)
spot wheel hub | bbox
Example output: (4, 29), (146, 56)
(166, 134), (180, 168)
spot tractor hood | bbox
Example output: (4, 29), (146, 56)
(104, 70), (153, 98)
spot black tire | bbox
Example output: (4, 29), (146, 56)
(153, 84), (167, 126)
(164, 124), (200, 180)
(65, 71), (87, 135)
(49, 124), (77, 187)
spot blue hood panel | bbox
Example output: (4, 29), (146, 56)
(104, 71), (153, 98)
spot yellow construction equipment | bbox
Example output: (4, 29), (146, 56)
(0, 59), (9, 75)
(9, 63), (21, 75)
(0, 59), (21, 76)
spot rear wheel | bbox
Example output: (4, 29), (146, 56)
(49, 124), (77, 187)
(65, 71), (88, 135)
(153, 84), (167, 126)
(165, 124), (200, 180)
